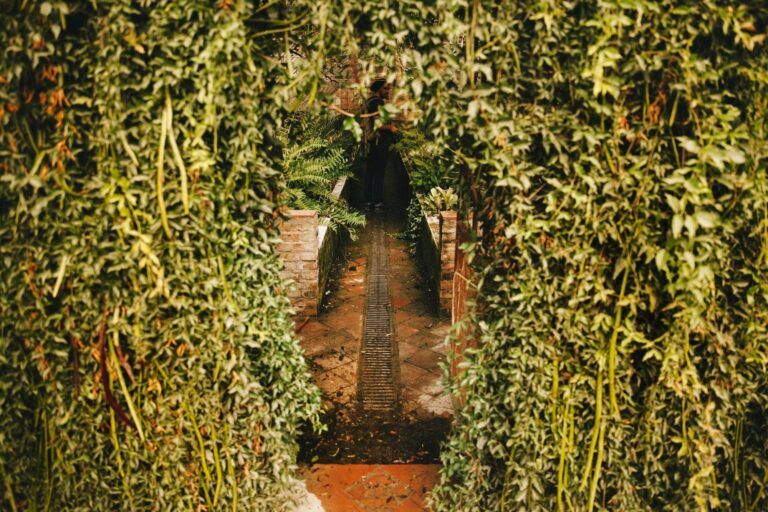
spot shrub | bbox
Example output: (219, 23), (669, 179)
(395, 126), (456, 194)
(422, 186), (458, 214)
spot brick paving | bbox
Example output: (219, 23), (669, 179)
(387, 236), (452, 419)
(297, 213), (452, 429)
(297, 162), (450, 508)
(303, 464), (439, 512)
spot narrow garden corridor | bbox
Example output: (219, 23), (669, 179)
(296, 160), (452, 510)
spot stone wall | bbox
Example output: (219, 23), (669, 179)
(317, 178), (350, 298)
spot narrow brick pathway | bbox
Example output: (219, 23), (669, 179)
(303, 464), (439, 512)
(299, 211), (452, 411)
(297, 160), (450, 509)
(298, 211), (452, 462)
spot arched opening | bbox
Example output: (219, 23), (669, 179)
(295, 135), (452, 460)
(288, 70), (456, 507)
(3, 2), (767, 512)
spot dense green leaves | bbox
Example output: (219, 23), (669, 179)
(281, 112), (365, 236)
(0, 1), (321, 509)
(402, 1), (768, 510)
(395, 126), (456, 194)
(2, 0), (768, 510)
(310, 0), (768, 510)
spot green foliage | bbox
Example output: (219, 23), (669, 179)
(416, 2), (768, 511)
(3, 0), (768, 511)
(313, 0), (768, 510)
(422, 186), (458, 214)
(401, 195), (425, 254)
(395, 126), (456, 194)
(281, 113), (366, 236)
(0, 1), (322, 509)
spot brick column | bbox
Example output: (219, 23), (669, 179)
(438, 211), (458, 315)
(278, 210), (319, 316)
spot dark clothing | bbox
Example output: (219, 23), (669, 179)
(366, 96), (384, 116)
(366, 130), (393, 203)
(365, 96), (390, 203)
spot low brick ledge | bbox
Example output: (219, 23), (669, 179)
(414, 192), (458, 317)
(278, 176), (350, 316)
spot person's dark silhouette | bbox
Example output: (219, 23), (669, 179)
(364, 79), (396, 210)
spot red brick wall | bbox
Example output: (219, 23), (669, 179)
(438, 211), (457, 315)
(278, 210), (319, 316)
(333, 87), (360, 113)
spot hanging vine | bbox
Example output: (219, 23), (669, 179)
(0, 1), (324, 509)
(2, 1), (768, 511)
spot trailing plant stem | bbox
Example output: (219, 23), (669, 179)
(165, 90), (189, 214)
(157, 103), (172, 239)
(608, 267), (629, 418)
(587, 416), (606, 512)
(580, 370), (603, 492)
(109, 328), (144, 441)
(557, 401), (571, 512)
(182, 400), (213, 508)
(0, 458), (17, 512)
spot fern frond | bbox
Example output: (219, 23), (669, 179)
(279, 111), (366, 236)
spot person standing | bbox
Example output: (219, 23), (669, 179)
(364, 79), (397, 211)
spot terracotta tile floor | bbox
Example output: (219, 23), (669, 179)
(297, 211), (452, 430)
(388, 230), (452, 419)
(298, 227), (368, 425)
(303, 464), (439, 512)
(297, 172), (451, 506)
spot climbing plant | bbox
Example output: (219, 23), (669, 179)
(411, 1), (768, 511)
(3, 0), (768, 511)
(0, 1), (323, 509)
(312, 0), (768, 510)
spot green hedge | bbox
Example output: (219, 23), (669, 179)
(415, 1), (768, 511)
(1, 1), (320, 509)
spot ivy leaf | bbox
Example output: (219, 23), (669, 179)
(672, 214), (684, 238)
(695, 211), (719, 229)
(343, 117), (362, 142)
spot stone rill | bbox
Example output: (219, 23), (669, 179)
(359, 213), (399, 412)
(298, 156), (451, 474)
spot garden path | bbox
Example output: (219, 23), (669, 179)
(298, 210), (452, 460)
(297, 161), (452, 510)
(301, 464), (439, 512)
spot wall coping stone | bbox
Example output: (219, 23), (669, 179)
(285, 209), (318, 219)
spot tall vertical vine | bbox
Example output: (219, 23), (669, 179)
(1, 1), (322, 509)
(416, 1), (768, 510)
